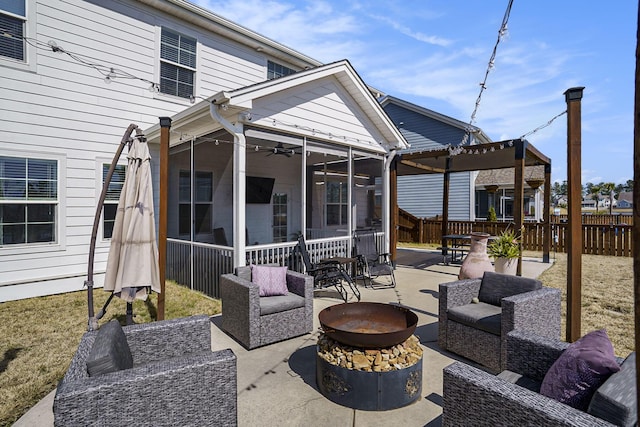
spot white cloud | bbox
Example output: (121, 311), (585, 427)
(368, 14), (452, 46)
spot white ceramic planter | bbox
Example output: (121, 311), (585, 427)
(494, 257), (518, 275)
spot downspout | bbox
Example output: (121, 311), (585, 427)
(383, 148), (398, 257)
(209, 101), (247, 268)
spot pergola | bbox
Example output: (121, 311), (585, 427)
(390, 138), (553, 274)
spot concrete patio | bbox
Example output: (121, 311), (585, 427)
(16, 249), (553, 426)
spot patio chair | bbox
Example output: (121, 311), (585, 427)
(220, 264), (313, 349)
(295, 234), (359, 302)
(352, 229), (396, 288)
(438, 271), (561, 372)
(54, 315), (237, 426)
(443, 330), (637, 426)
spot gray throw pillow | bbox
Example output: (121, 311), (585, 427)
(587, 352), (637, 426)
(86, 320), (133, 377)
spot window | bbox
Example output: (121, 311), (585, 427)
(272, 192), (287, 243)
(178, 170), (212, 235)
(160, 28), (196, 98)
(326, 181), (348, 226)
(0, 0), (26, 61)
(267, 60), (296, 80)
(0, 156), (57, 245)
(102, 164), (126, 239)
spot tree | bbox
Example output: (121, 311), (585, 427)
(586, 183), (601, 213)
(600, 182), (616, 214)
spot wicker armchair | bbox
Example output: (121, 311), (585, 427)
(220, 266), (314, 349)
(438, 271), (561, 372)
(443, 330), (636, 426)
(53, 315), (237, 427)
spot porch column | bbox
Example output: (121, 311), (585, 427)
(383, 149), (397, 257)
(514, 139), (525, 276)
(543, 162), (552, 263)
(232, 126), (247, 268)
(565, 86), (585, 342)
(209, 102), (246, 267)
(158, 116), (171, 321)
(390, 155), (398, 264)
(441, 157), (451, 255)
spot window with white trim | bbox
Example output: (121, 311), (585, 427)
(178, 170), (212, 235)
(160, 27), (196, 98)
(102, 163), (125, 239)
(267, 60), (296, 80)
(0, 0), (26, 61)
(326, 181), (347, 226)
(0, 156), (57, 245)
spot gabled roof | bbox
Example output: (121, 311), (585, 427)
(379, 95), (493, 145)
(146, 60), (409, 151)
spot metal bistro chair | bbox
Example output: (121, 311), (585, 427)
(353, 229), (396, 288)
(296, 235), (360, 302)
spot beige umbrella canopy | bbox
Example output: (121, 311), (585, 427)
(103, 136), (160, 305)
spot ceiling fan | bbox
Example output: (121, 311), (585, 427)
(267, 142), (298, 157)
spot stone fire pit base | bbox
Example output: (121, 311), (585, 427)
(316, 335), (423, 411)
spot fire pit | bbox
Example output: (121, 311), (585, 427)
(316, 303), (423, 410)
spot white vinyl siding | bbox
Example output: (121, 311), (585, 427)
(0, 156), (57, 246)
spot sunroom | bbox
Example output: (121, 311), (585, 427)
(144, 60), (408, 296)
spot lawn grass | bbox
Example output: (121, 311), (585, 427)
(0, 281), (221, 427)
(537, 252), (635, 357)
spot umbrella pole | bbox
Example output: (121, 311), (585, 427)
(86, 124), (141, 331)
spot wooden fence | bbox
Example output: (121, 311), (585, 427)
(398, 210), (633, 257)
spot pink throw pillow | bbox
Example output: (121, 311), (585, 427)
(250, 265), (289, 297)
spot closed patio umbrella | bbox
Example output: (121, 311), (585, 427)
(103, 135), (160, 321)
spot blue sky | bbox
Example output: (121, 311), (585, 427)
(194, 0), (636, 185)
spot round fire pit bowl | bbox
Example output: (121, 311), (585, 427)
(318, 302), (418, 349)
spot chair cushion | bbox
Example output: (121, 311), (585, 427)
(587, 352), (637, 426)
(86, 320), (133, 377)
(540, 329), (621, 411)
(260, 293), (306, 315)
(497, 370), (542, 393)
(447, 302), (502, 335)
(478, 271), (541, 306)
(251, 264), (289, 297)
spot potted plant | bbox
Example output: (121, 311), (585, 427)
(487, 230), (520, 275)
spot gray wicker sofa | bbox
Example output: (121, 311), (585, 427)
(54, 315), (237, 427)
(443, 330), (637, 426)
(438, 271), (561, 372)
(220, 266), (314, 350)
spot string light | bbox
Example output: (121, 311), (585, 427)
(2, 34), (163, 91)
(519, 110), (567, 139)
(450, 0), (514, 156)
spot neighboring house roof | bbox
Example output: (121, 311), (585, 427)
(617, 191), (633, 204)
(475, 165), (545, 188)
(146, 60), (409, 152)
(379, 95), (493, 147)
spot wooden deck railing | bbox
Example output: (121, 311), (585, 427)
(398, 210), (633, 257)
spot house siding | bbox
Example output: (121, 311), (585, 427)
(0, 0), (313, 301)
(382, 102), (475, 220)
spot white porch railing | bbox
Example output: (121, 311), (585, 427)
(166, 233), (383, 298)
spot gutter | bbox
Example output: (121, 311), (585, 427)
(136, 0), (322, 69)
